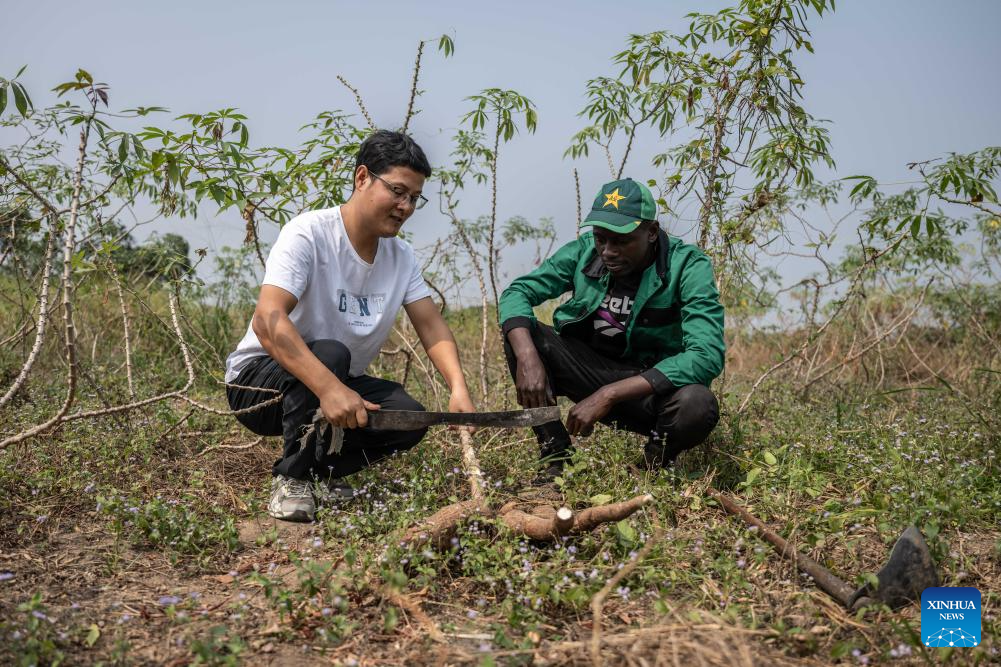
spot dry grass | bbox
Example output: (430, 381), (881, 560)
(1, 287), (999, 664)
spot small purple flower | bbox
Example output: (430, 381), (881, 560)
(736, 559), (746, 569)
(467, 610), (478, 619)
(36, 515), (48, 523)
(0, 572), (14, 581)
(158, 595), (182, 606)
(312, 537), (323, 548)
(321, 607), (333, 616)
(889, 643), (913, 658)
(478, 642), (491, 652)
(616, 586), (630, 600)
(84, 483), (95, 493)
(31, 610), (49, 621)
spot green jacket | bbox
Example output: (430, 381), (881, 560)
(499, 230), (725, 391)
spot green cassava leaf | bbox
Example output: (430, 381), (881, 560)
(85, 623), (101, 647)
(616, 520), (636, 543)
(12, 82), (29, 117)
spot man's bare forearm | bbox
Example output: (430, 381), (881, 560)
(252, 308), (346, 397)
(506, 326), (541, 364)
(597, 374), (654, 404)
(424, 338), (469, 393)
(406, 298), (471, 395)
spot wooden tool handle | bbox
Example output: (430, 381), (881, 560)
(708, 490), (855, 607)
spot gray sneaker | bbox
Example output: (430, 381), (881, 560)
(314, 478), (355, 507)
(268, 475), (315, 522)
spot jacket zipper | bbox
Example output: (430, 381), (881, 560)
(556, 273), (609, 333)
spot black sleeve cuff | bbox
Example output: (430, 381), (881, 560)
(501, 316), (534, 337)
(640, 368), (675, 394)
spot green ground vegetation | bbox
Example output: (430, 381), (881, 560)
(0, 277), (997, 665)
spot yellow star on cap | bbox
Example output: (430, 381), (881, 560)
(603, 188), (626, 209)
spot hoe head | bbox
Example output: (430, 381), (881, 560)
(848, 525), (940, 611)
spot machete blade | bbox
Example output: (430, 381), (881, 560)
(366, 405), (560, 431)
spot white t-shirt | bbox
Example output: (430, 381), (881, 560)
(224, 206), (431, 382)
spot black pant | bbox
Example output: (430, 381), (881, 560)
(504, 324), (719, 465)
(226, 339), (428, 481)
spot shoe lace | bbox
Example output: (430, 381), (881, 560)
(284, 478), (312, 498)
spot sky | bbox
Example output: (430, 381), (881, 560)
(3, 0), (1000, 290)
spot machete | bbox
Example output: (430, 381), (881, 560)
(366, 405), (560, 431)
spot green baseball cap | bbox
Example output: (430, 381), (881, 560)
(583, 178), (657, 233)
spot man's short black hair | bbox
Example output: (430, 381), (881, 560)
(355, 130), (432, 178)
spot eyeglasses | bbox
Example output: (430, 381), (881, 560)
(369, 172), (428, 210)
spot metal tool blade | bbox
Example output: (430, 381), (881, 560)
(366, 406), (560, 431)
(848, 525), (940, 610)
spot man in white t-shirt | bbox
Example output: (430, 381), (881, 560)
(225, 130), (475, 522)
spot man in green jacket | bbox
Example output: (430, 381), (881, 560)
(499, 178), (724, 476)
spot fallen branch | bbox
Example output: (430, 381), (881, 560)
(486, 621), (774, 657)
(590, 509), (663, 667)
(379, 585), (445, 643)
(197, 436), (265, 457)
